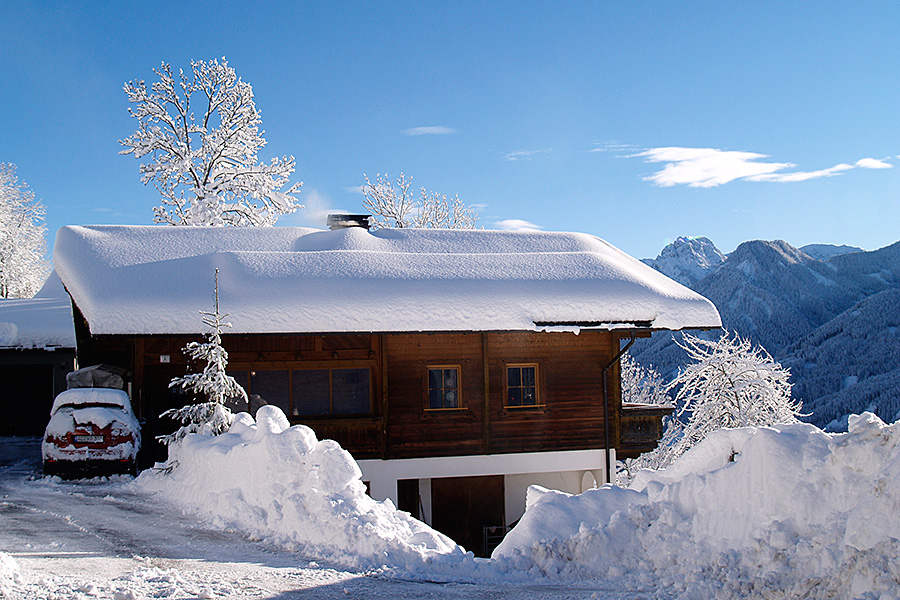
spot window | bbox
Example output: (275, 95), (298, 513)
(427, 366), (461, 410)
(506, 364), (539, 407)
(251, 370), (290, 415)
(228, 368), (371, 417)
(294, 368), (371, 416)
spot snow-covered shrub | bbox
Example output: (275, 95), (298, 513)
(621, 331), (800, 483)
(620, 353), (670, 406)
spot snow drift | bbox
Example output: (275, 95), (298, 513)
(493, 413), (900, 599)
(133, 406), (465, 571)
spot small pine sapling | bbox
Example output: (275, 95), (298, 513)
(160, 269), (247, 445)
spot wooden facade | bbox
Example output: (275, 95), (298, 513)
(74, 324), (666, 465)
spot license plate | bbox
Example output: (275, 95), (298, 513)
(73, 435), (104, 443)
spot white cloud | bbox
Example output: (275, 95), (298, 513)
(634, 147), (793, 187)
(855, 157), (893, 169)
(344, 185), (365, 195)
(401, 126), (458, 136)
(631, 147), (893, 188)
(504, 149), (550, 161)
(749, 163), (854, 183)
(494, 219), (543, 231)
(589, 141), (639, 153)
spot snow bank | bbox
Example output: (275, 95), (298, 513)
(493, 413), (900, 599)
(0, 552), (18, 596)
(133, 406), (466, 571)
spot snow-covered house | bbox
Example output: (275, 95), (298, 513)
(0, 272), (76, 435)
(53, 223), (720, 555)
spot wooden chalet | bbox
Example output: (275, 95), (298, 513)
(53, 221), (721, 556)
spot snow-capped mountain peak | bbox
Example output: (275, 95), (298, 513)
(643, 236), (725, 287)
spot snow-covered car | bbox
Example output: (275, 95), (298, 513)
(42, 387), (141, 477)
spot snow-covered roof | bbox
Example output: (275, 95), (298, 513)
(0, 271), (76, 349)
(53, 225), (721, 336)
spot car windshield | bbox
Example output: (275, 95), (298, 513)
(58, 402), (125, 410)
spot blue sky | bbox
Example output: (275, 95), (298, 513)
(3, 1), (899, 260)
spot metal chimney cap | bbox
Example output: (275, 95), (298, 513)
(327, 214), (372, 230)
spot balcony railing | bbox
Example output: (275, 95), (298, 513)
(291, 416), (384, 459)
(619, 403), (674, 459)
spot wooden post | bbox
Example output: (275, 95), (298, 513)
(482, 332), (491, 454)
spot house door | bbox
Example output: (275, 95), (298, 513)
(431, 475), (505, 557)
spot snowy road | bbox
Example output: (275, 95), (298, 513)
(0, 439), (642, 600)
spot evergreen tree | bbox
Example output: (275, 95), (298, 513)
(161, 269), (247, 445)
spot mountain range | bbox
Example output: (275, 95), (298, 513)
(635, 236), (900, 429)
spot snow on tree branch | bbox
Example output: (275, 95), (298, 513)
(361, 173), (478, 229)
(619, 331), (801, 484)
(161, 269), (247, 446)
(0, 163), (50, 298)
(120, 58), (303, 226)
(621, 353), (670, 406)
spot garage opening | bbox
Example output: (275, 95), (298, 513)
(0, 365), (53, 435)
(430, 475), (505, 557)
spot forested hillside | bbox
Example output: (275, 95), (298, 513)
(636, 238), (900, 428)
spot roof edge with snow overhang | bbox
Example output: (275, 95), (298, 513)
(53, 225), (722, 336)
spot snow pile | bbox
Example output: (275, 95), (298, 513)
(493, 413), (900, 599)
(134, 406), (466, 571)
(0, 552), (19, 595)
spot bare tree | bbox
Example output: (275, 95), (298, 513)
(620, 353), (670, 406)
(619, 331), (800, 484)
(121, 58), (302, 226)
(0, 163), (50, 298)
(361, 173), (477, 229)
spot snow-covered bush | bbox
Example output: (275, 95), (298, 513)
(0, 163), (50, 298)
(161, 270), (246, 446)
(121, 58), (302, 226)
(621, 331), (800, 482)
(361, 172), (478, 229)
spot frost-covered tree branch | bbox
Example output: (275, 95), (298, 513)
(621, 353), (670, 406)
(361, 173), (478, 229)
(161, 270), (247, 446)
(120, 58), (302, 226)
(619, 331), (801, 484)
(0, 163), (50, 298)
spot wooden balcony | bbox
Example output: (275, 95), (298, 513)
(618, 403), (675, 459)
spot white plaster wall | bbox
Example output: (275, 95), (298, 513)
(359, 447), (614, 525)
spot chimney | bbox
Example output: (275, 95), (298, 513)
(327, 214), (371, 230)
